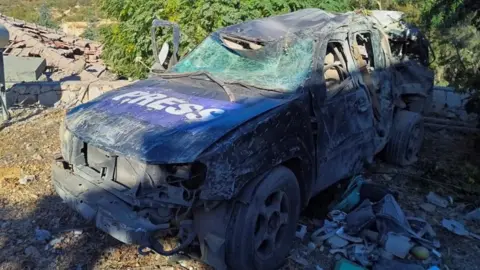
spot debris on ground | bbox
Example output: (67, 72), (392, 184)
(426, 192), (450, 208)
(308, 175), (441, 269)
(296, 224), (308, 240)
(442, 219), (480, 240)
(465, 208), (480, 221)
(18, 174), (36, 185)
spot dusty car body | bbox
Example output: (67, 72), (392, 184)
(52, 9), (433, 270)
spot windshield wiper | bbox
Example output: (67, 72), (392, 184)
(225, 81), (286, 94)
(155, 71), (236, 102)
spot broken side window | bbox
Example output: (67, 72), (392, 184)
(323, 42), (349, 89)
(354, 32), (375, 71)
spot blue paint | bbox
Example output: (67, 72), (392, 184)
(66, 79), (289, 163)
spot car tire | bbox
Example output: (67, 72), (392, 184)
(226, 166), (301, 270)
(384, 110), (424, 166)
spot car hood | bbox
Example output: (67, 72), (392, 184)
(65, 78), (288, 164)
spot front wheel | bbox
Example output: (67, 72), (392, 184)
(226, 166), (301, 270)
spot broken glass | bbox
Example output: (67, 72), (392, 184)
(172, 35), (314, 92)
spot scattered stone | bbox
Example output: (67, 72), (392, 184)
(410, 246), (430, 260)
(465, 208), (480, 221)
(33, 153), (43, 160)
(24, 245), (41, 258)
(296, 224), (307, 240)
(35, 228), (51, 242)
(25, 143), (33, 151)
(420, 203), (436, 213)
(19, 175), (36, 185)
(315, 265), (325, 270)
(426, 192), (449, 208)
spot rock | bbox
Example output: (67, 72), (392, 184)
(35, 228), (51, 242)
(33, 153), (43, 160)
(426, 192), (449, 208)
(73, 229), (83, 236)
(19, 175), (36, 185)
(410, 246), (430, 260)
(24, 246), (41, 258)
(419, 203), (436, 213)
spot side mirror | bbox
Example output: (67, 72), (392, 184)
(158, 42), (169, 66)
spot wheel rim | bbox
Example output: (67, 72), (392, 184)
(253, 190), (289, 259)
(405, 122), (423, 162)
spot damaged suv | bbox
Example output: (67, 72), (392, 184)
(52, 9), (433, 270)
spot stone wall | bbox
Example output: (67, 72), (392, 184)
(427, 86), (474, 122)
(6, 80), (132, 107)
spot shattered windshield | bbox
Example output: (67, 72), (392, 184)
(172, 34), (314, 92)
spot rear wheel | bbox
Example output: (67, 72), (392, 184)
(226, 166), (300, 270)
(384, 110), (424, 166)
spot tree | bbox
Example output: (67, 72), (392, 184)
(37, 4), (58, 29)
(99, 0), (351, 79)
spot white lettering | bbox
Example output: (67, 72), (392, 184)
(112, 91), (148, 104)
(166, 103), (204, 115)
(112, 91), (225, 120)
(147, 97), (186, 110)
(128, 93), (167, 105)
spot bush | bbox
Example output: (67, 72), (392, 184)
(99, 0), (351, 79)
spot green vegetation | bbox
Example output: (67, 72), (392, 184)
(1, 0), (479, 110)
(98, 0), (352, 78)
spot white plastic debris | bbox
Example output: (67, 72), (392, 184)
(442, 218), (480, 240)
(19, 175), (36, 185)
(426, 192), (449, 208)
(295, 224), (307, 240)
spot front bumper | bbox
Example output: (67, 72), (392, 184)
(52, 159), (167, 246)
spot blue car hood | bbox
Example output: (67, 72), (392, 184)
(65, 79), (288, 164)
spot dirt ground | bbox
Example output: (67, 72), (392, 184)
(0, 108), (479, 270)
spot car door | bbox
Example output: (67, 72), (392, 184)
(312, 33), (376, 193)
(348, 25), (395, 153)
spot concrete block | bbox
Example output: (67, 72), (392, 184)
(4, 56), (46, 83)
(38, 90), (60, 106)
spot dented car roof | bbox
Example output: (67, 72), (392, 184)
(218, 8), (351, 42)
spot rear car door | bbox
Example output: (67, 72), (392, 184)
(313, 33), (376, 193)
(348, 25), (395, 153)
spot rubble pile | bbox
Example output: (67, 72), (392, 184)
(292, 176), (446, 270)
(0, 14), (108, 81)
